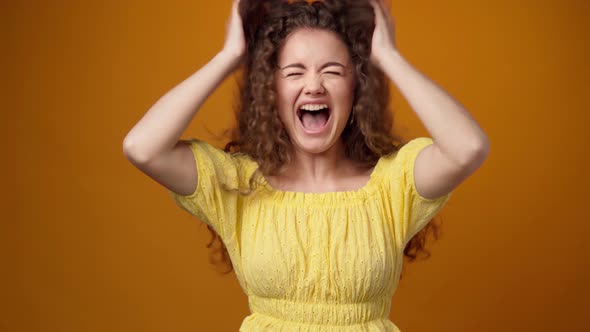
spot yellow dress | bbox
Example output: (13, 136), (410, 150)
(168, 137), (452, 331)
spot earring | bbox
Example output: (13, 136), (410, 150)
(349, 106), (355, 126)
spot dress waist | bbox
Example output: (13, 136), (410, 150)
(246, 294), (392, 326)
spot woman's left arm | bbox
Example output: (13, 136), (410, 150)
(369, 0), (490, 199)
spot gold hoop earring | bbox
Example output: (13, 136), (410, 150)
(349, 107), (355, 126)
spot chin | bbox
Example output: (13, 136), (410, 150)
(291, 134), (340, 155)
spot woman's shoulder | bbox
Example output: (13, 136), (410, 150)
(179, 138), (260, 182)
(372, 137), (435, 180)
(378, 137), (434, 162)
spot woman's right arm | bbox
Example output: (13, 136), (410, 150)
(123, 0), (245, 196)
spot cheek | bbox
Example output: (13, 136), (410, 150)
(276, 83), (299, 112)
(276, 91), (293, 125)
(277, 107), (290, 126)
(327, 81), (355, 106)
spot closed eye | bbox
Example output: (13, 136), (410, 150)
(286, 73), (303, 77)
(324, 71), (342, 76)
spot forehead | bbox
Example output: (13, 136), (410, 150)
(278, 28), (351, 66)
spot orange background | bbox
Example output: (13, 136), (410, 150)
(3, 0), (589, 331)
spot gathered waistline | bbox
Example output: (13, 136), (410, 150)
(247, 295), (391, 326)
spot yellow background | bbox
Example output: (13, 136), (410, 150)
(3, 0), (589, 331)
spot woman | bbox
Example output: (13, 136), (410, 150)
(123, 0), (490, 330)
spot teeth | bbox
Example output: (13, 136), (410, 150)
(300, 103), (328, 111)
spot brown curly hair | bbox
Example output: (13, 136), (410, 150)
(201, 0), (445, 277)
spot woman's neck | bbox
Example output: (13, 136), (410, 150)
(281, 141), (351, 183)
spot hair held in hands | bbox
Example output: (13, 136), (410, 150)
(201, 0), (444, 277)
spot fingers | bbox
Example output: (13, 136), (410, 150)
(369, 0), (394, 27)
(230, 0), (243, 22)
(368, 0), (384, 12)
(369, 0), (385, 20)
(232, 0), (242, 14)
(370, 0), (393, 16)
(369, 0), (385, 30)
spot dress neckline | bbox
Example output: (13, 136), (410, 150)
(253, 157), (385, 205)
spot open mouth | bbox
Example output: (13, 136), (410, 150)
(297, 105), (331, 131)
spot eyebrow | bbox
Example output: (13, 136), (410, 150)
(280, 62), (346, 70)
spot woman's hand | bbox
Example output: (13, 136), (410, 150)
(369, 0), (397, 70)
(221, 0), (246, 67)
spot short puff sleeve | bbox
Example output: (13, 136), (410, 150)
(167, 139), (241, 241)
(392, 137), (453, 246)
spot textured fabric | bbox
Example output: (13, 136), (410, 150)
(168, 137), (452, 331)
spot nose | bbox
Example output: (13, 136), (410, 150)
(303, 74), (326, 95)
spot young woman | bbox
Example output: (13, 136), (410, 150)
(123, 0), (489, 330)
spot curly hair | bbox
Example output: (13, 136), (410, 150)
(201, 0), (445, 277)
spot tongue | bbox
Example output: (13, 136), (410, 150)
(301, 111), (329, 130)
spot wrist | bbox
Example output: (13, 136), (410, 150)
(377, 47), (404, 76)
(372, 46), (400, 71)
(217, 48), (243, 68)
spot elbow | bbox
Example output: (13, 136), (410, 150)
(123, 136), (150, 165)
(476, 137), (491, 160)
(462, 138), (490, 170)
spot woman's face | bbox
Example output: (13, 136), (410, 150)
(275, 28), (356, 155)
